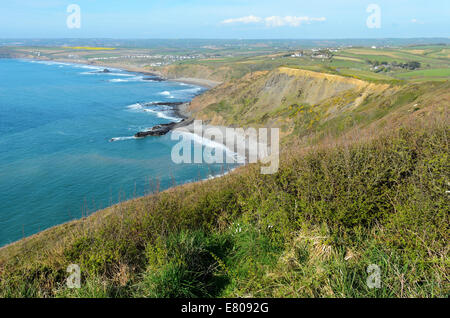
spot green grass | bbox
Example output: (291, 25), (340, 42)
(336, 68), (394, 81)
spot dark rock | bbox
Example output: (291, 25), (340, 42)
(134, 122), (178, 138)
(142, 101), (186, 107)
(142, 77), (166, 82)
(134, 119), (192, 138)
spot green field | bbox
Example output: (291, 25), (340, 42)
(395, 68), (450, 81)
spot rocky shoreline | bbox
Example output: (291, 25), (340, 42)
(20, 58), (212, 142)
(77, 65), (207, 140)
(132, 102), (193, 139)
(98, 67), (167, 82)
(134, 118), (194, 138)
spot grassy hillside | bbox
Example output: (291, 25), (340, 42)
(0, 66), (448, 297)
(154, 45), (450, 83)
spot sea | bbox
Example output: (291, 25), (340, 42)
(0, 58), (238, 247)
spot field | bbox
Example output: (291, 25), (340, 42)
(157, 45), (450, 83)
(395, 68), (450, 81)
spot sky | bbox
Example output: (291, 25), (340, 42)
(0, 0), (449, 39)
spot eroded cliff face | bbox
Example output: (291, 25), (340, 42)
(270, 67), (368, 104)
(188, 67), (387, 126)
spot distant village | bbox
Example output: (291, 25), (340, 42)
(87, 53), (207, 67)
(287, 47), (340, 59)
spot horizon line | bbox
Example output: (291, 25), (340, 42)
(1, 37), (449, 41)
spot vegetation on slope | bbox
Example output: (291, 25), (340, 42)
(0, 118), (448, 298)
(0, 70), (448, 297)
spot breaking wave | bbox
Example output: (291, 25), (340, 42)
(109, 136), (137, 142)
(171, 131), (244, 163)
(109, 76), (144, 83)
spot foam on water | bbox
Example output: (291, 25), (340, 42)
(109, 76), (145, 83)
(125, 102), (181, 121)
(143, 109), (182, 122)
(109, 136), (137, 142)
(126, 103), (144, 110)
(81, 71), (135, 77)
(159, 91), (175, 98)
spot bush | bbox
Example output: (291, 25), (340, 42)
(135, 230), (232, 298)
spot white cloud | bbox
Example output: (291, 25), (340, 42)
(265, 16), (326, 27)
(221, 15), (326, 27)
(221, 15), (263, 24)
(411, 18), (424, 24)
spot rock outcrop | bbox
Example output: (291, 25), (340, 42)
(134, 119), (193, 138)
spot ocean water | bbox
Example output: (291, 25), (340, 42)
(0, 59), (237, 247)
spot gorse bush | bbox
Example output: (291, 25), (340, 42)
(136, 230), (232, 298)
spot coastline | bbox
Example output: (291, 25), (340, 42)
(12, 56), (261, 171)
(0, 57), (248, 249)
(28, 57), (263, 161)
(23, 56), (221, 89)
(21, 57), (247, 155)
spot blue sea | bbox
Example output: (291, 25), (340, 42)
(0, 59), (236, 247)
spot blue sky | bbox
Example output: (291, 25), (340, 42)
(0, 0), (449, 38)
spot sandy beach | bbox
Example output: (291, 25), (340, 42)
(173, 122), (270, 164)
(169, 77), (221, 89)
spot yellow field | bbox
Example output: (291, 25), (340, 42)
(64, 46), (116, 50)
(344, 48), (399, 58)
